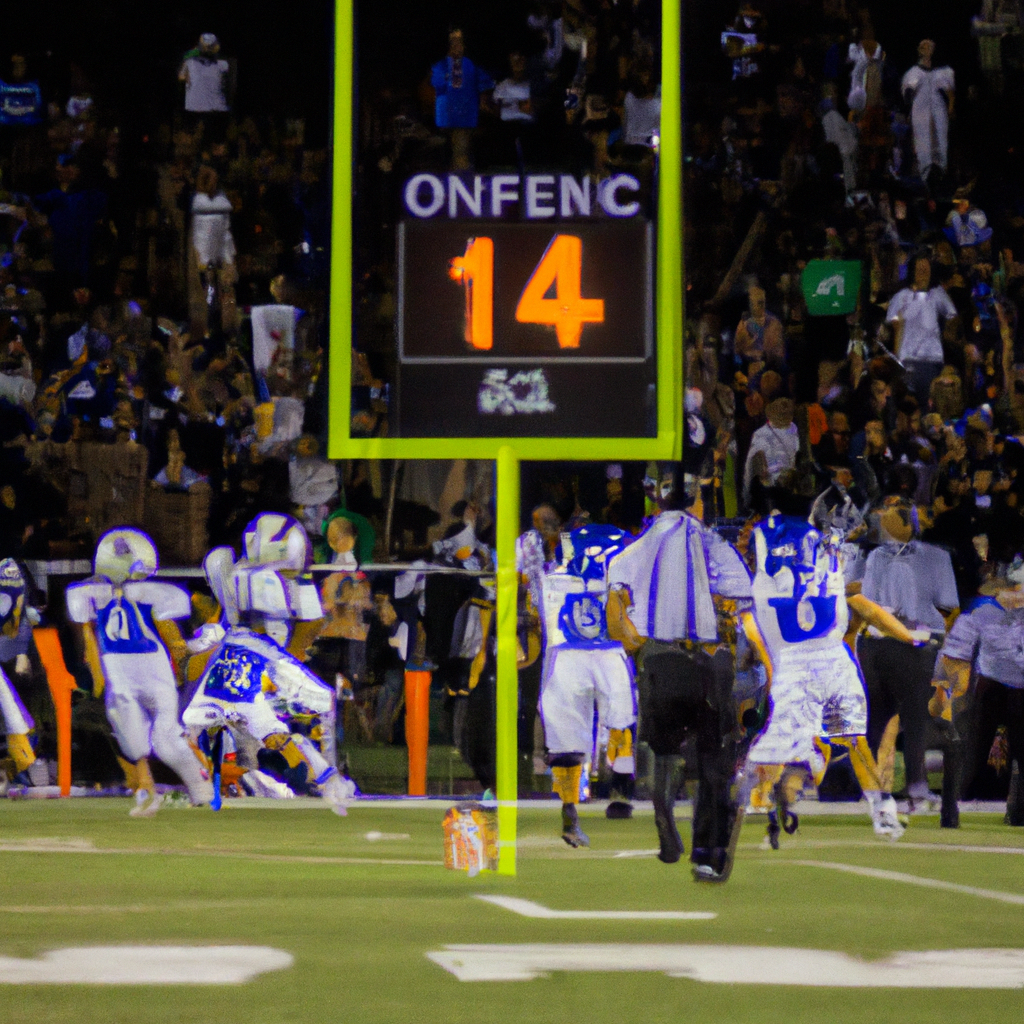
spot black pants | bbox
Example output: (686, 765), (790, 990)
(450, 665), (496, 793)
(638, 644), (736, 855)
(858, 636), (938, 795)
(962, 677), (1024, 804)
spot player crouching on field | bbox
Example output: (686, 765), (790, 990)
(182, 512), (354, 813)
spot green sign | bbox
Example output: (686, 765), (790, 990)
(801, 260), (861, 316)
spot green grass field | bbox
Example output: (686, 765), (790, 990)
(1, 799), (1023, 1023)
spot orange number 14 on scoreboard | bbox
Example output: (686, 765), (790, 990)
(448, 234), (604, 350)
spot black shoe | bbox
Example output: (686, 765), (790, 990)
(767, 811), (781, 850)
(605, 800), (633, 819)
(561, 804), (590, 848)
(940, 801), (960, 829)
(654, 804), (684, 863)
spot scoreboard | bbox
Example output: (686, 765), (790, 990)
(329, 1), (681, 462)
(396, 215), (654, 438)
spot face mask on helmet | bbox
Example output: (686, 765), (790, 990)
(94, 528), (159, 585)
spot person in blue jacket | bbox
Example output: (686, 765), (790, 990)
(431, 27), (494, 170)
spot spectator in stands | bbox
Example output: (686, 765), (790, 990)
(492, 49), (534, 164)
(901, 39), (955, 190)
(179, 33), (233, 139)
(887, 255), (959, 406)
(33, 156), (108, 300)
(743, 396), (799, 509)
(188, 165), (237, 341)
(0, 54), (43, 127)
(734, 284), (785, 371)
(430, 27), (494, 170)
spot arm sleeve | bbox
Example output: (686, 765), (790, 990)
(886, 291), (907, 322)
(742, 432), (766, 502)
(66, 582), (102, 623)
(936, 288), (958, 319)
(859, 550), (882, 603)
(931, 548), (960, 611)
(940, 609), (982, 663)
(124, 581), (191, 621)
(430, 60), (448, 94)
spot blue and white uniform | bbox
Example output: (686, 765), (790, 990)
(747, 517), (866, 774)
(66, 531), (212, 804)
(185, 512), (353, 809)
(539, 526), (636, 764)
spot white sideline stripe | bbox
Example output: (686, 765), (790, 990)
(613, 849), (660, 858)
(785, 860), (1024, 906)
(0, 946), (292, 985)
(475, 895), (715, 921)
(426, 943), (1024, 985)
(0, 842), (440, 867)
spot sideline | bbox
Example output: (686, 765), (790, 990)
(0, 840), (442, 868)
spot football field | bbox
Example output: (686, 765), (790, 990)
(1, 800), (1023, 1023)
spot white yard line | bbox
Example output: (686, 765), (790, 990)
(0, 946), (293, 984)
(781, 860), (1024, 906)
(474, 895), (715, 920)
(427, 943), (1024, 985)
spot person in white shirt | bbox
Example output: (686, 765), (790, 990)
(492, 51), (532, 122)
(886, 255), (958, 404)
(188, 166), (237, 340)
(742, 397), (799, 509)
(491, 50), (534, 165)
(178, 33), (232, 115)
(622, 71), (661, 149)
(901, 39), (954, 185)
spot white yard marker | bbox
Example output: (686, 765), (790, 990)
(427, 943), (1024, 986)
(784, 860), (1024, 906)
(0, 946), (292, 984)
(474, 895), (715, 920)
